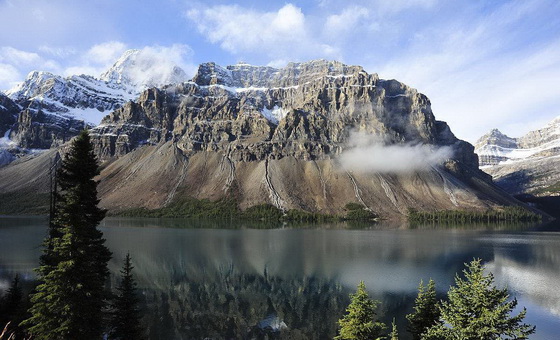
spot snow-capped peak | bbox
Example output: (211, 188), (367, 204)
(475, 116), (560, 167)
(5, 71), (60, 100)
(100, 49), (189, 90)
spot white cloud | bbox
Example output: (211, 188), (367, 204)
(39, 45), (77, 58)
(0, 63), (21, 90)
(116, 44), (196, 87)
(0, 47), (43, 67)
(0, 41), (196, 91)
(324, 6), (371, 38)
(85, 41), (128, 66)
(374, 0), (560, 142)
(338, 132), (453, 173)
(0, 46), (60, 90)
(371, 0), (439, 14)
(186, 3), (338, 61)
(62, 41), (129, 77)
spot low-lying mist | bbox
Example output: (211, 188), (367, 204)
(338, 131), (453, 173)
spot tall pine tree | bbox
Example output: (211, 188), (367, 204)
(406, 279), (439, 340)
(110, 253), (142, 340)
(424, 259), (535, 340)
(335, 281), (386, 340)
(23, 130), (112, 340)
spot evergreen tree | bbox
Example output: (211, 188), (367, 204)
(23, 130), (112, 340)
(110, 253), (142, 340)
(0, 275), (24, 336)
(389, 318), (398, 340)
(424, 259), (536, 340)
(335, 281), (386, 340)
(406, 279), (439, 340)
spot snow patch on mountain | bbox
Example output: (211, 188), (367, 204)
(5, 49), (189, 126)
(475, 116), (560, 167)
(261, 105), (289, 124)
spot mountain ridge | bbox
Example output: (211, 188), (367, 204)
(475, 116), (560, 197)
(0, 49), (189, 163)
(0, 58), (534, 219)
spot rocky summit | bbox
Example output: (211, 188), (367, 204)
(0, 49), (189, 161)
(475, 116), (560, 196)
(0, 60), (529, 218)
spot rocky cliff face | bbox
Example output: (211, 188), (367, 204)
(92, 60), (478, 167)
(0, 93), (21, 166)
(0, 49), (189, 161)
(0, 93), (19, 135)
(0, 60), (528, 218)
(475, 117), (560, 196)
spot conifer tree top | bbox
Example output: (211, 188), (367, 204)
(424, 259), (535, 340)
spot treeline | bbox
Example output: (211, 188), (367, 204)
(118, 199), (379, 223)
(408, 206), (541, 224)
(336, 259), (535, 340)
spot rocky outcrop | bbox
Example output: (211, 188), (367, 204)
(475, 117), (560, 196)
(12, 107), (87, 149)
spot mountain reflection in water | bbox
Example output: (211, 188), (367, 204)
(0, 217), (559, 339)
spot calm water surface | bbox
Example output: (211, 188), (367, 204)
(1, 216), (559, 339)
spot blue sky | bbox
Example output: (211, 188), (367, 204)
(0, 0), (559, 142)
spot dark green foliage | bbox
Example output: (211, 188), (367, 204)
(0, 191), (50, 215)
(242, 204), (284, 220)
(408, 206), (541, 224)
(389, 318), (399, 340)
(406, 279), (439, 340)
(110, 253), (142, 340)
(23, 130), (112, 340)
(117, 199), (379, 223)
(335, 281), (386, 340)
(0, 275), (26, 337)
(344, 209), (377, 221)
(344, 203), (378, 221)
(116, 197), (239, 219)
(424, 259), (536, 340)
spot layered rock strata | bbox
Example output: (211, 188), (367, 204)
(1, 60), (529, 218)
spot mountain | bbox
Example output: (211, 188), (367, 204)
(0, 93), (21, 166)
(99, 49), (188, 90)
(475, 117), (560, 196)
(0, 59), (531, 218)
(0, 49), (189, 162)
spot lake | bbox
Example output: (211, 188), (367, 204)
(1, 216), (559, 339)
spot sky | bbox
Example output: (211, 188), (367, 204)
(0, 0), (559, 142)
